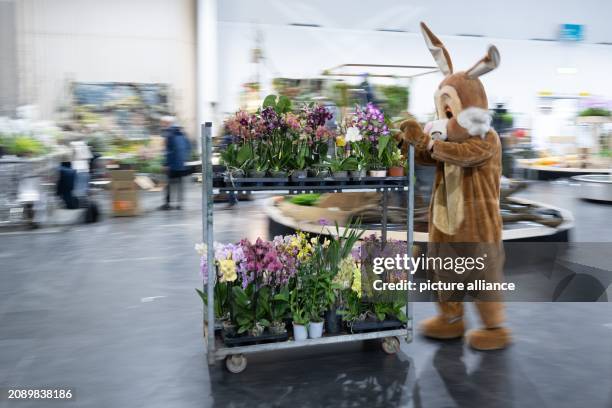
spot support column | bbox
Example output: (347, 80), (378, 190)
(196, 0), (218, 148)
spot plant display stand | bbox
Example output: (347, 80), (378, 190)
(200, 122), (415, 373)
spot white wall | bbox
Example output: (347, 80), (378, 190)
(14, 0), (197, 136)
(217, 22), (612, 124)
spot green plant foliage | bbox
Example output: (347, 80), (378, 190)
(288, 194), (321, 206)
(377, 85), (409, 118)
(578, 107), (610, 117)
(232, 285), (270, 334)
(0, 135), (47, 157)
(373, 301), (407, 323)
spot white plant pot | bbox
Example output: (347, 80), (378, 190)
(369, 170), (387, 177)
(308, 321), (324, 339)
(293, 323), (308, 341)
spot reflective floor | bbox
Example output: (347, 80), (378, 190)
(1, 182), (611, 407)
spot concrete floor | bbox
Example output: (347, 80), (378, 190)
(1, 181), (611, 407)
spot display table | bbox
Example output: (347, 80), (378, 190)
(265, 196), (574, 243)
(572, 174), (612, 203)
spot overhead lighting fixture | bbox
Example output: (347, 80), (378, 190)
(376, 29), (407, 33)
(557, 67), (578, 75)
(457, 33), (484, 37)
(289, 23), (321, 28)
(530, 38), (556, 42)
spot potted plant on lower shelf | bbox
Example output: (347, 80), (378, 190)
(231, 285), (270, 337)
(259, 286), (290, 335)
(290, 288), (309, 341)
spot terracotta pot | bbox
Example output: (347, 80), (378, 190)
(388, 166), (405, 177)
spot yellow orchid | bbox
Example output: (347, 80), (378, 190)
(218, 259), (237, 282)
(336, 136), (346, 147)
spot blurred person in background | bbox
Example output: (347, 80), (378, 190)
(70, 140), (92, 200)
(160, 116), (191, 210)
(56, 153), (78, 209)
(359, 73), (375, 104)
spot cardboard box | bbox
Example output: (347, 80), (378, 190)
(112, 190), (139, 217)
(110, 170), (139, 216)
(110, 170), (136, 181)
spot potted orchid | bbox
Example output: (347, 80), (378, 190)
(223, 110), (269, 177)
(290, 287), (309, 341)
(301, 103), (333, 177)
(351, 103), (392, 177)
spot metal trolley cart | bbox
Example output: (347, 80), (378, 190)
(200, 122), (415, 373)
(0, 156), (56, 227)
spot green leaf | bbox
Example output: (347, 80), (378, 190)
(195, 288), (207, 305)
(237, 144), (253, 166)
(263, 94), (277, 109)
(273, 292), (289, 302)
(377, 135), (390, 159)
(236, 316), (251, 326)
(232, 286), (250, 308)
(277, 95), (291, 113)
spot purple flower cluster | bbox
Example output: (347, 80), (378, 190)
(302, 104), (333, 134)
(271, 235), (300, 286)
(241, 238), (284, 287)
(353, 103), (389, 142)
(225, 110), (267, 141)
(198, 234), (309, 289)
(260, 106), (284, 134)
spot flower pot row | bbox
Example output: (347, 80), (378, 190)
(221, 312), (406, 346)
(196, 231), (409, 348)
(226, 168), (405, 180)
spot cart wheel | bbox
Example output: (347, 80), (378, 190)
(382, 337), (400, 355)
(225, 354), (247, 373)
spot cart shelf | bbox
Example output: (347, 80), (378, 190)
(200, 122), (415, 373)
(211, 327), (411, 360)
(213, 175), (409, 194)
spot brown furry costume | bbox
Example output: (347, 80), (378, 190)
(400, 22), (510, 350)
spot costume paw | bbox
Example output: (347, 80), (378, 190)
(419, 315), (465, 339)
(466, 327), (511, 350)
(399, 119), (430, 150)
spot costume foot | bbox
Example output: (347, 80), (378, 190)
(158, 204), (171, 211)
(467, 327), (511, 350)
(419, 316), (465, 340)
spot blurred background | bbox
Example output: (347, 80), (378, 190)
(0, 0), (611, 228)
(1, 1), (611, 407)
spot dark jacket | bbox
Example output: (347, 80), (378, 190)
(56, 162), (78, 209)
(163, 125), (191, 172)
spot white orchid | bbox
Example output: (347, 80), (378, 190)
(194, 243), (207, 256)
(345, 126), (362, 142)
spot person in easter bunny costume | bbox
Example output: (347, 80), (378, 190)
(400, 22), (510, 350)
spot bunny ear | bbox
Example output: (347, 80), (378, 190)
(420, 22), (453, 76)
(466, 45), (500, 79)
